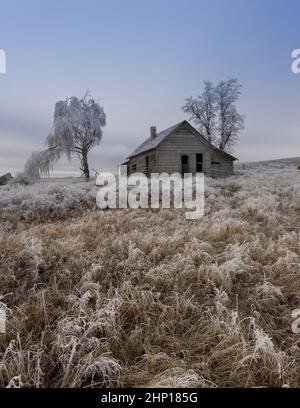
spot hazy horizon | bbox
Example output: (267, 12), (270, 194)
(1, 0), (300, 176)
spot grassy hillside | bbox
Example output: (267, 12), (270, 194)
(0, 163), (299, 387)
(236, 156), (300, 170)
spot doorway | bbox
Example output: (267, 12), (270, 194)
(196, 153), (203, 172)
(181, 155), (189, 174)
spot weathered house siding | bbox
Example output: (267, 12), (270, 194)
(156, 127), (212, 176)
(128, 150), (156, 176)
(211, 151), (234, 178)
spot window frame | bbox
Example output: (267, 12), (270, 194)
(196, 153), (204, 173)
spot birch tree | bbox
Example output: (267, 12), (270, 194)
(183, 79), (244, 151)
(215, 79), (244, 151)
(182, 81), (216, 144)
(25, 93), (106, 181)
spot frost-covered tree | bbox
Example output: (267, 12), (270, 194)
(214, 79), (244, 151)
(182, 81), (216, 144)
(25, 93), (106, 181)
(183, 79), (244, 152)
(24, 147), (62, 180)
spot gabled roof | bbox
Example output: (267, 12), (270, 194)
(127, 122), (180, 158)
(127, 120), (238, 161)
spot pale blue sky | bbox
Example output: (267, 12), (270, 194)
(0, 0), (300, 175)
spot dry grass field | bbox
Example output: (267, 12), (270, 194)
(0, 159), (299, 388)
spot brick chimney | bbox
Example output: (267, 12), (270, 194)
(150, 126), (157, 139)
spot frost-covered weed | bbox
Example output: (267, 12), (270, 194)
(256, 276), (284, 302)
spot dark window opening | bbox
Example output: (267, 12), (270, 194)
(196, 153), (203, 173)
(212, 161), (220, 165)
(181, 155), (189, 174)
(145, 156), (150, 176)
(132, 164), (137, 171)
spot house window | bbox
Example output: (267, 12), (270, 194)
(132, 164), (136, 171)
(145, 156), (149, 170)
(181, 155), (189, 174)
(196, 153), (203, 172)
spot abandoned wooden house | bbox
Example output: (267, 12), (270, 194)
(124, 120), (237, 177)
